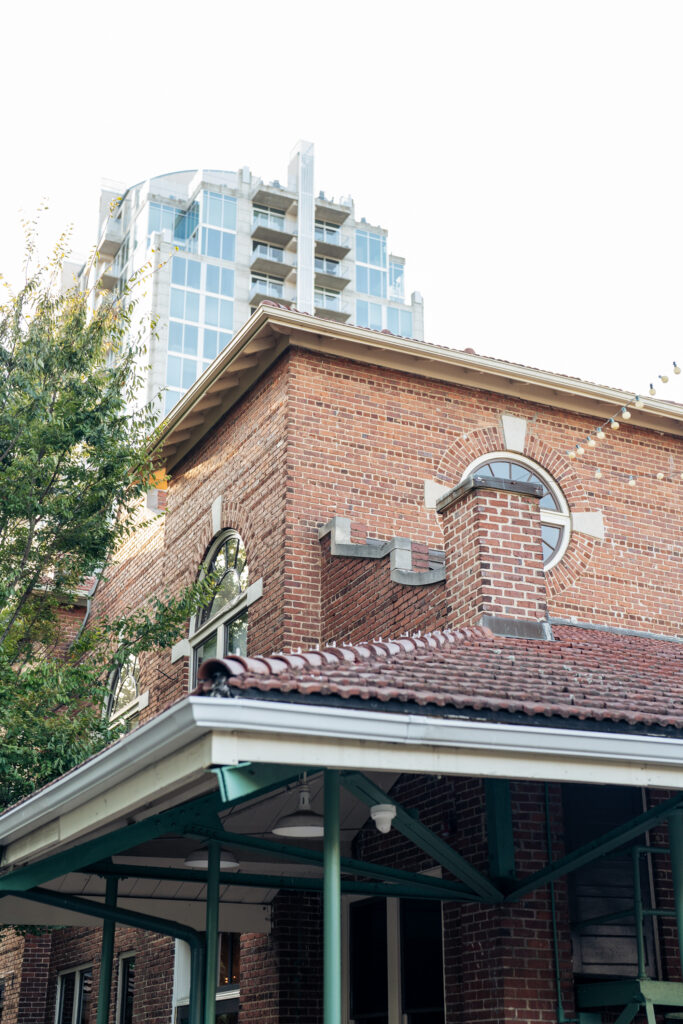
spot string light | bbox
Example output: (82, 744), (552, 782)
(562, 357), (682, 485)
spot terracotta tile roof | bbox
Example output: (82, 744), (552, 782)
(195, 624), (683, 731)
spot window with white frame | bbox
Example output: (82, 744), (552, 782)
(462, 452), (571, 569)
(356, 229), (387, 298)
(315, 287), (342, 311)
(345, 896), (444, 1024)
(190, 531), (249, 681)
(116, 954), (135, 1024)
(173, 934), (240, 1024)
(56, 965), (93, 1024)
(105, 652), (148, 730)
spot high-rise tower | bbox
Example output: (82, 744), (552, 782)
(80, 142), (424, 415)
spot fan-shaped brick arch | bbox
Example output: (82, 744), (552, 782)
(189, 497), (258, 583)
(434, 426), (597, 595)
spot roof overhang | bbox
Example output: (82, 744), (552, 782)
(4, 695), (683, 874)
(153, 306), (683, 473)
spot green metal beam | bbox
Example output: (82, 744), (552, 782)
(324, 770), (341, 1024)
(185, 823), (480, 900)
(95, 877), (117, 1024)
(212, 763), (306, 805)
(506, 791), (683, 902)
(669, 810), (683, 981)
(88, 862), (471, 901)
(341, 772), (502, 902)
(485, 779), (516, 884)
(13, 887), (205, 1024)
(0, 790), (224, 894)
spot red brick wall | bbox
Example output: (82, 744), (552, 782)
(439, 481), (547, 627)
(319, 532), (447, 644)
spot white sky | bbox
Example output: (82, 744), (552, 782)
(2, 0), (683, 404)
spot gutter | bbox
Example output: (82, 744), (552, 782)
(4, 696), (683, 850)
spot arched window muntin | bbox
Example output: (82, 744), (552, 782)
(190, 529), (250, 681)
(462, 451), (571, 570)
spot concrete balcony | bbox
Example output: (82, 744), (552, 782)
(251, 218), (297, 248)
(250, 184), (296, 213)
(97, 263), (119, 291)
(314, 234), (351, 260)
(97, 219), (123, 258)
(314, 304), (352, 324)
(251, 245), (296, 278)
(314, 265), (351, 291)
(249, 280), (294, 307)
(314, 199), (351, 225)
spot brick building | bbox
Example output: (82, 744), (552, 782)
(1, 305), (683, 1024)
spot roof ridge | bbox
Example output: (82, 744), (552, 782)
(196, 625), (494, 682)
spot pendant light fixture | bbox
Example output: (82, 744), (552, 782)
(272, 773), (324, 838)
(184, 846), (240, 870)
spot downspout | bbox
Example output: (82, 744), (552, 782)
(14, 887), (205, 1024)
(544, 784), (578, 1024)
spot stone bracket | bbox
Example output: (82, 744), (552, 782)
(318, 517), (445, 587)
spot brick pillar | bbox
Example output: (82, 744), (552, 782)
(436, 474), (549, 638)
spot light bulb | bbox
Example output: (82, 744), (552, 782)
(596, 428), (606, 440)
(609, 419), (619, 430)
(628, 476), (636, 487)
(594, 468), (602, 480)
(621, 408), (631, 420)
(674, 362), (681, 375)
(634, 395), (644, 408)
(656, 472), (665, 480)
(568, 450), (576, 460)
(649, 384), (656, 396)
(576, 444), (585, 455)
(587, 436), (596, 447)
(660, 374), (669, 384)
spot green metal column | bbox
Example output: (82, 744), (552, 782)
(669, 809), (683, 979)
(190, 942), (205, 1024)
(204, 841), (220, 1024)
(96, 876), (118, 1024)
(324, 769), (341, 1024)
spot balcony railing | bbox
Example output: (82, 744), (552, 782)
(253, 244), (284, 263)
(250, 279), (285, 301)
(253, 212), (287, 232)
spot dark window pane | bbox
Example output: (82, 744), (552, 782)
(77, 968), (93, 1024)
(541, 524), (561, 561)
(350, 899), (388, 1019)
(119, 957), (135, 1024)
(58, 974), (76, 1024)
(219, 933), (240, 987)
(226, 611), (248, 657)
(400, 900), (444, 1016)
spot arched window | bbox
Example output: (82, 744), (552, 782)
(463, 452), (571, 569)
(190, 530), (250, 680)
(106, 652), (146, 729)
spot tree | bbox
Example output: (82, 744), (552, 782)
(0, 223), (209, 809)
